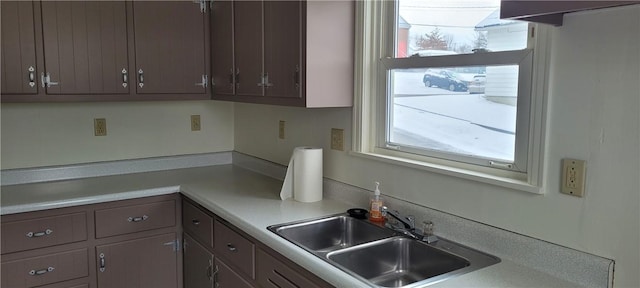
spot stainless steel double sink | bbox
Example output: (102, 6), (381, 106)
(268, 214), (500, 287)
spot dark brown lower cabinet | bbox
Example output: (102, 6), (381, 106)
(256, 248), (324, 288)
(1, 194), (181, 288)
(181, 196), (332, 288)
(96, 233), (179, 288)
(183, 233), (214, 288)
(216, 258), (253, 288)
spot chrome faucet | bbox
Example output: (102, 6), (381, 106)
(381, 206), (414, 230)
(381, 206), (438, 244)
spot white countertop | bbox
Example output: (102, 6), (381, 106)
(1, 164), (581, 288)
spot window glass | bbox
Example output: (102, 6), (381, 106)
(395, 0), (528, 58)
(388, 65), (519, 162)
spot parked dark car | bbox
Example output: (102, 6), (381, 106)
(422, 69), (468, 92)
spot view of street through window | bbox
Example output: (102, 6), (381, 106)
(388, 0), (527, 163)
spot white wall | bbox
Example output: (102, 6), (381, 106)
(235, 6), (640, 287)
(1, 101), (234, 169)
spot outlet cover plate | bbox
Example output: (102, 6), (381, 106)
(191, 115), (201, 131)
(94, 118), (107, 136)
(561, 158), (586, 197)
(331, 128), (344, 151)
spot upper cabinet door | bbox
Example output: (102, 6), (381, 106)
(234, 1), (264, 97)
(1, 1), (38, 95)
(41, 2), (129, 95)
(263, 1), (301, 99)
(211, 0), (235, 97)
(133, 1), (208, 95)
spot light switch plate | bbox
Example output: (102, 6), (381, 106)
(561, 159), (586, 197)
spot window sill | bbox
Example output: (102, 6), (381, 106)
(349, 151), (543, 195)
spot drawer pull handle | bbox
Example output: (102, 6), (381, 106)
(192, 219), (200, 225)
(29, 267), (54, 276)
(226, 243), (237, 252)
(127, 215), (148, 222)
(26, 229), (53, 238)
(99, 253), (106, 272)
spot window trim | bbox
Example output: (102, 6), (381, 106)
(352, 0), (551, 194)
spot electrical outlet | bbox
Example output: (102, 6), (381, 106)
(331, 128), (344, 151)
(561, 159), (586, 197)
(279, 120), (285, 139)
(191, 115), (201, 131)
(94, 118), (107, 136)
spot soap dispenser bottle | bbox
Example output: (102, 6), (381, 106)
(369, 182), (385, 222)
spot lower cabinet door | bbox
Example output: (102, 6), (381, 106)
(215, 258), (253, 288)
(183, 233), (214, 288)
(96, 233), (178, 288)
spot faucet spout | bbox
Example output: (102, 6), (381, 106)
(381, 206), (414, 230)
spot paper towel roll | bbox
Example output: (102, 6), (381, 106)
(280, 147), (323, 202)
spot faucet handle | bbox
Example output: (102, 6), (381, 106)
(421, 221), (439, 244)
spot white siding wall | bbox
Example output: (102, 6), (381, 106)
(484, 23), (528, 99)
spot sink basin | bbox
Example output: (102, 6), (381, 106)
(328, 237), (470, 287)
(268, 215), (395, 254)
(269, 214), (500, 287)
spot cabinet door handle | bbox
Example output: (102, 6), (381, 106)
(28, 266), (54, 276)
(206, 259), (213, 281)
(294, 65), (300, 91)
(212, 263), (219, 287)
(226, 243), (237, 252)
(191, 219), (200, 225)
(235, 69), (240, 89)
(258, 73), (274, 87)
(228, 69), (234, 85)
(41, 72), (59, 88)
(122, 68), (128, 87)
(99, 253), (106, 272)
(127, 215), (148, 222)
(138, 69), (144, 88)
(28, 66), (36, 87)
(26, 229), (53, 238)
(195, 74), (208, 88)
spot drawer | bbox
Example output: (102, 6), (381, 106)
(1, 248), (88, 288)
(1, 213), (87, 254)
(95, 200), (176, 238)
(256, 248), (324, 288)
(214, 220), (255, 279)
(182, 200), (213, 248)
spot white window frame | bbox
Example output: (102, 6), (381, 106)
(352, 0), (551, 194)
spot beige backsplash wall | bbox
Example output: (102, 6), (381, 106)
(1, 101), (234, 169)
(235, 6), (639, 288)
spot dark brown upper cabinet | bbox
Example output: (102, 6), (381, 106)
(40, 1), (129, 95)
(1, 1), (211, 102)
(210, 0), (235, 97)
(1, 1), (38, 95)
(500, 1), (638, 26)
(231, 1), (264, 97)
(211, 0), (354, 108)
(263, 1), (302, 100)
(133, 1), (210, 96)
